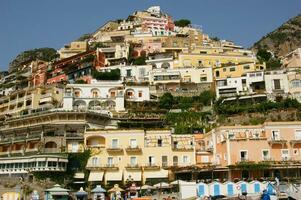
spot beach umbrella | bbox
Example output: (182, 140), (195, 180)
(91, 185), (106, 193)
(140, 185), (155, 190)
(153, 182), (170, 188)
(108, 184), (124, 193)
(170, 180), (188, 185)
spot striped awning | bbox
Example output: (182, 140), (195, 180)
(88, 171), (104, 182)
(106, 171), (123, 181)
(144, 169), (168, 179)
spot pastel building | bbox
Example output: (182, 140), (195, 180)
(195, 122), (301, 180)
(85, 129), (195, 185)
(264, 70), (289, 101)
(282, 48), (301, 69)
(63, 81), (150, 113)
(0, 110), (113, 177)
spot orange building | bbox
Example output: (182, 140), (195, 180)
(195, 122), (301, 181)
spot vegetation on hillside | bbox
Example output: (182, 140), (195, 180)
(9, 48), (58, 73)
(256, 49), (281, 70)
(92, 69), (121, 80)
(253, 14), (301, 57)
(174, 19), (191, 27)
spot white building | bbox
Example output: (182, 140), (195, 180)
(148, 67), (213, 85)
(63, 81), (150, 113)
(99, 65), (153, 83)
(216, 71), (265, 99)
(264, 70), (289, 101)
(146, 54), (174, 69)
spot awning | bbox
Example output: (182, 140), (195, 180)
(106, 171), (123, 181)
(88, 172), (104, 182)
(124, 170), (142, 181)
(36, 158), (46, 162)
(144, 169), (168, 179)
(47, 158), (58, 162)
(74, 172), (85, 179)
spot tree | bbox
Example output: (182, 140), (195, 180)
(92, 69), (121, 80)
(159, 93), (174, 109)
(174, 19), (191, 27)
(256, 49), (272, 62)
(133, 56), (146, 65)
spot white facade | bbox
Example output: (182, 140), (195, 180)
(63, 81), (125, 113)
(99, 65), (153, 83)
(148, 67), (213, 85)
(146, 56), (174, 69)
(216, 71), (265, 98)
(63, 81), (150, 113)
(264, 70), (289, 100)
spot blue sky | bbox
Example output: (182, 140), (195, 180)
(0, 0), (300, 70)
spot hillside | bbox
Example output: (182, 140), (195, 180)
(252, 14), (301, 57)
(8, 48), (58, 73)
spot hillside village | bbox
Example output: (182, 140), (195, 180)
(1, 5), (301, 200)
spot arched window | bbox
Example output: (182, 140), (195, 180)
(45, 141), (57, 149)
(161, 62), (170, 69)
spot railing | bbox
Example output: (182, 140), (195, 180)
(126, 164), (140, 169)
(125, 146), (142, 152)
(172, 146), (194, 151)
(107, 146), (123, 151)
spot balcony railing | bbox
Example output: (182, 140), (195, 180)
(107, 146), (123, 152)
(144, 163), (160, 170)
(172, 146), (194, 151)
(125, 146), (142, 152)
(125, 164), (141, 170)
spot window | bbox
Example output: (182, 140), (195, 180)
(223, 68), (226, 72)
(162, 156), (168, 167)
(173, 156), (178, 166)
(183, 155), (189, 164)
(111, 139), (118, 148)
(281, 149), (290, 160)
(130, 139), (137, 148)
(291, 80), (301, 88)
(74, 91), (80, 97)
(92, 91), (98, 98)
(138, 91), (143, 98)
(148, 156), (155, 166)
(130, 157), (137, 166)
(230, 67), (236, 72)
(92, 157), (99, 166)
(271, 130), (280, 140)
(107, 157), (113, 167)
(228, 132), (235, 140)
(262, 150), (270, 161)
(157, 139), (162, 147)
(293, 149), (299, 156)
(243, 65), (250, 70)
(110, 91), (116, 97)
(200, 77), (207, 82)
(295, 130), (301, 140)
(240, 150), (248, 161)
(126, 69), (132, 77)
(71, 142), (78, 153)
(215, 70), (220, 77)
(201, 156), (209, 163)
(273, 79), (281, 90)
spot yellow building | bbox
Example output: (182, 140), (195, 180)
(0, 85), (63, 120)
(59, 41), (88, 59)
(85, 129), (195, 185)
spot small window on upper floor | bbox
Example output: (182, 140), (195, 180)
(158, 139), (162, 147)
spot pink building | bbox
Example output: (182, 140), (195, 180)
(195, 122), (301, 181)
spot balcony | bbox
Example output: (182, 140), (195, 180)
(103, 164), (119, 171)
(86, 144), (105, 149)
(86, 165), (105, 171)
(268, 138), (287, 146)
(107, 146), (123, 153)
(125, 164), (141, 170)
(125, 146), (142, 153)
(10, 149), (24, 156)
(205, 146), (213, 152)
(43, 148), (60, 154)
(144, 163), (160, 170)
(172, 146), (194, 151)
(290, 138), (301, 146)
